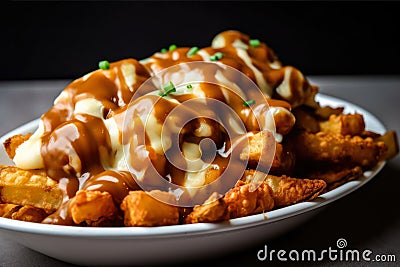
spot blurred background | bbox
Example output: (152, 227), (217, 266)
(1, 1), (399, 80)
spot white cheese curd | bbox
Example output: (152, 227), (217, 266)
(13, 120), (45, 169)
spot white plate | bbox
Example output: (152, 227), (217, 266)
(0, 94), (386, 266)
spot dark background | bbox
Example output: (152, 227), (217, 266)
(1, 1), (400, 81)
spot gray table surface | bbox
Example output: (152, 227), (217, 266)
(0, 76), (399, 267)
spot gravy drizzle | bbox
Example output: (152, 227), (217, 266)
(13, 31), (317, 224)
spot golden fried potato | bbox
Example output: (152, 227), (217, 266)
(11, 205), (48, 223)
(0, 165), (63, 213)
(121, 190), (180, 227)
(186, 180), (274, 224)
(306, 166), (363, 191)
(187, 170), (326, 224)
(374, 130), (399, 160)
(288, 131), (387, 168)
(0, 203), (20, 218)
(242, 170), (326, 208)
(69, 190), (118, 225)
(241, 131), (295, 174)
(0, 204), (47, 222)
(185, 192), (227, 224)
(319, 114), (365, 136)
(225, 180), (274, 218)
(265, 175), (326, 207)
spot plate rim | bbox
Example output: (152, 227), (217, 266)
(0, 93), (387, 238)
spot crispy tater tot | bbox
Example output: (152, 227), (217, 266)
(121, 190), (180, 227)
(69, 190), (118, 226)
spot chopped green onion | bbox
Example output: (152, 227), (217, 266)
(243, 99), (255, 107)
(249, 39), (260, 48)
(98, 60), (110, 70)
(187, 46), (199, 57)
(163, 81), (175, 91)
(210, 52), (223, 61)
(186, 84), (193, 89)
(169, 44), (177, 51)
(159, 81), (176, 97)
(160, 48), (168, 53)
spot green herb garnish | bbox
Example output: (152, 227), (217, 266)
(187, 46), (199, 57)
(210, 52), (223, 61)
(243, 99), (255, 107)
(249, 39), (260, 48)
(159, 81), (176, 97)
(169, 44), (177, 51)
(98, 60), (110, 70)
(186, 84), (193, 89)
(160, 48), (168, 53)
